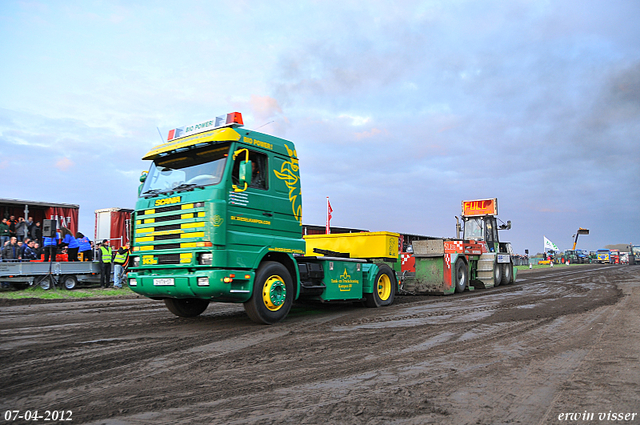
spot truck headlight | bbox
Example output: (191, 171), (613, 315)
(198, 253), (213, 265)
(132, 256), (140, 267)
(129, 278), (138, 287)
(197, 277), (209, 286)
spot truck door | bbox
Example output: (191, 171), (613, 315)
(227, 149), (275, 260)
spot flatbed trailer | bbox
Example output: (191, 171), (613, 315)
(0, 260), (100, 290)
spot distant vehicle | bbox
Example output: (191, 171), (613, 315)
(629, 245), (640, 264)
(597, 249), (610, 264)
(610, 249), (620, 264)
(576, 249), (589, 263)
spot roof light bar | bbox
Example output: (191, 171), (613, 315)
(167, 112), (244, 141)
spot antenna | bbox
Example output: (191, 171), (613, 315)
(156, 127), (165, 142)
(255, 120), (274, 130)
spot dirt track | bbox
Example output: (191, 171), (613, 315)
(1, 265), (639, 425)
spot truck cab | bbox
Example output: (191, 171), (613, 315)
(128, 113), (306, 323)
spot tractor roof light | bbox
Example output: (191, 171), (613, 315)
(166, 112), (244, 141)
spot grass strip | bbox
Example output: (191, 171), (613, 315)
(0, 286), (132, 300)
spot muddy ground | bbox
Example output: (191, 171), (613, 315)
(1, 265), (639, 425)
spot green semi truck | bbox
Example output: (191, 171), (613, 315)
(127, 113), (397, 324)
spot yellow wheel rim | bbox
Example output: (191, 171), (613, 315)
(262, 275), (286, 311)
(377, 273), (392, 301)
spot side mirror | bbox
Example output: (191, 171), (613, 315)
(239, 160), (252, 187)
(140, 171), (148, 183)
(232, 148), (251, 192)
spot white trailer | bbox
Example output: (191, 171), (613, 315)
(0, 260), (100, 290)
(94, 208), (132, 250)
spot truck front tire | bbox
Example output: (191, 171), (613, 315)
(164, 298), (210, 317)
(244, 261), (294, 324)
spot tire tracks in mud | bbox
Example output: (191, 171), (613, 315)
(0, 265), (634, 424)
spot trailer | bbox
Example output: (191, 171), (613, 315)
(1, 198), (79, 236)
(0, 260), (100, 290)
(95, 208), (132, 250)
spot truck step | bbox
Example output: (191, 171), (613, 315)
(299, 281), (326, 297)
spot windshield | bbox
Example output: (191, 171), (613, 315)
(463, 217), (484, 240)
(141, 144), (230, 196)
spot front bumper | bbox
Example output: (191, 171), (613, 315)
(128, 268), (255, 303)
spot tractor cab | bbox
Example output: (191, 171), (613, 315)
(460, 199), (512, 254)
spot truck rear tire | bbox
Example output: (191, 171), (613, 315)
(244, 261), (294, 324)
(164, 298), (210, 318)
(454, 259), (467, 293)
(364, 264), (395, 307)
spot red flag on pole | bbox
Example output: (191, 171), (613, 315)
(326, 197), (333, 234)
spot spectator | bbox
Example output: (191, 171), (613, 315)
(15, 217), (28, 242)
(1, 237), (21, 261)
(7, 215), (17, 238)
(60, 227), (79, 261)
(22, 240), (38, 261)
(32, 241), (43, 260)
(97, 240), (113, 288)
(76, 232), (93, 261)
(43, 230), (60, 262)
(0, 218), (9, 246)
(113, 243), (130, 289)
(19, 238), (31, 259)
(26, 216), (34, 238)
(30, 221), (42, 244)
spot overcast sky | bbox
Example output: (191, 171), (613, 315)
(1, 0), (639, 254)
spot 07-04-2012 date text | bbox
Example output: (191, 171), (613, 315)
(4, 410), (72, 422)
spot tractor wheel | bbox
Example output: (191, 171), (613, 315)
(364, 264), (395, 307)
(164, 298), (210, 318)
(454, 259), (468, 293)
(502, 262), (513, 285)
(244, 261), (294, 324)
(493, 259), (503, 287)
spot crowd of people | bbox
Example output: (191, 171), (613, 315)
(1, 215), (42, 246)
(0, 216), (130, 289)
(0, 215), (94, 263)
(1, 215), (44, 261)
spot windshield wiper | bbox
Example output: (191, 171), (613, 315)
(141, 189), (164, 198)
(172, 183), (205, 193)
